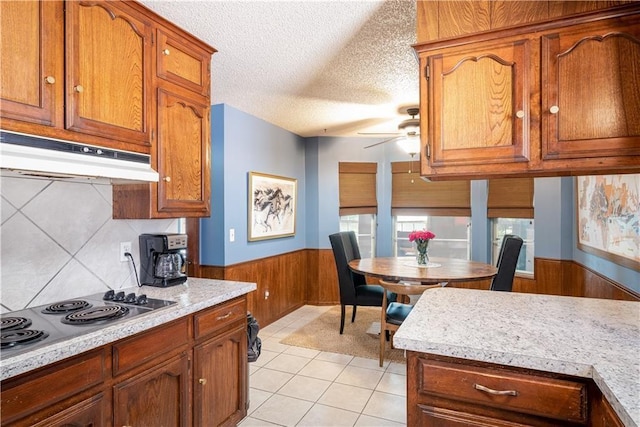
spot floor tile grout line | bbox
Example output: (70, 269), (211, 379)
(246, 305), (407, 426)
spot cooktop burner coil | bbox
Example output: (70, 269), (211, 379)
(1, 329), (49, 348)
(1, 316), (32, 332)
(62, 305), (130, 325)
(42, 300), (92, 314)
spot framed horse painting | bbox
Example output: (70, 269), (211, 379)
(248, 171), (297, 241)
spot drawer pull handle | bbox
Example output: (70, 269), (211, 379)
(163, 48), (170, 55)
(474, 383), (518, 396)
(216, 312), (232, 320)
(44, 76), (56, 84)
(515, 110), (525, 119)
(549, 105), (559, 114)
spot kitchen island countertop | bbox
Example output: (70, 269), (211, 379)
(394, 287), (640, 427)
(0, 278), (256, 381)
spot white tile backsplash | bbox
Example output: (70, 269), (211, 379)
(0, 176), (179, 312)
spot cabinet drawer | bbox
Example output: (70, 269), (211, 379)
(1, 349), (106, 424)
(418, 359), (587, 422)
(157, 29), (211, 96)
(113, 318), (189, 376)
(194, 297), (246, 340)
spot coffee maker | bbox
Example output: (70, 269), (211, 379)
(139, 233), (188, 287)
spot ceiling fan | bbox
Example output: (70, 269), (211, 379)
(361, 107), (420, 154)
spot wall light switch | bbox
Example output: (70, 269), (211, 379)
(229, 228), (235, 242)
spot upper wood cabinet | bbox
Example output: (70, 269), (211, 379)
(65, 1), (153, 149)
(0, 1), (63, 127)
(111, 87), (212, 219)
(416, 5), (640, 180)
(112, 21), (214, 219)
(0, 0), (152, 154)
(157, 28), (211, 97)
(417, 1), (635, 43)
(0, 0), (214, 218)
(422, 35), (537, 177)
(541, 15), (640, 161)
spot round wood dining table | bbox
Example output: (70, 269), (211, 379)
(348, 257), (497, 284)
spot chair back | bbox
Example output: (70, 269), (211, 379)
(329, 231), (366, 304)
(490, 234), (524, 292)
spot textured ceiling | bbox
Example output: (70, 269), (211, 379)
(140, 0), (418, 137)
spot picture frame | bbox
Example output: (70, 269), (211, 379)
(576, 174), (639, 271)
(248, 171), (297, 241)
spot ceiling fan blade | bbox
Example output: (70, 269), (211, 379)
(358, 131), (401, 135)
(364, 136), (402, 149)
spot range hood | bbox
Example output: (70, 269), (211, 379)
(0, 131), (159, 183)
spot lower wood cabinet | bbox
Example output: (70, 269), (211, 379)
(0, 296), (248, 427)
(407, 352), (626, 427)
(31, 394), (109, 427)
(194, 324), (248, 426)
(114, 352), (191, 426)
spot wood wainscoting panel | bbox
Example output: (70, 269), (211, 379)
(207, 250), (306, 327)
(196, 251), (638, 327)
(317, 249), (340, 305)
(575, 262), (640, 301)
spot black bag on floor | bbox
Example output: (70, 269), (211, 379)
(247, 312), (261, 362)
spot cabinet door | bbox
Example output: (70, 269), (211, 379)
(156, 89), (211, 217)
(0, 0), (63, 126)
(193, 324), (248, 427)
(541, 15), (640, 160)
(113, 352), (190, 427)
(423, 36), (536, 175)
(31, 393), (108, 427)
(157, 29), (212, 97)
(65, 1), (152, 149)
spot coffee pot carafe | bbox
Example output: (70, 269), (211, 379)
(139, 233), (188, 287)
(154, 252), (184, 279)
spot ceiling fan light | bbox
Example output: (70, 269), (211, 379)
(397, 136), (420, 155)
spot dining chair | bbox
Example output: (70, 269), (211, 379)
(490, 234), (524, 292)
(378, 279), (442, 367)
(329, 231), (394, 334)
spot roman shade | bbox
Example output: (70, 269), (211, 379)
(339, 162), (377, 216)
(391, 161), (470, 216)
(487, 177), (534, 218)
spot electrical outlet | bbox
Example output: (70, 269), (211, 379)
(120, 242), (132, 262)
(229, 228), (235, 242)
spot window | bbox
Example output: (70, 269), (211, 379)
(395, 215), (471, 259)
(488, 178), (535, 274)
(340, 214), (376, 257)
(493, 218), (534, 274)
(391, 162), (471, 260)
(338, 162), (378, 257)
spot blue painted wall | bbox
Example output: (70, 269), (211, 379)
(200, 104), (306, 265)
(201, 104), (640, 293)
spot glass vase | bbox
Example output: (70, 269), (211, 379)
(415, 240), (429, 265)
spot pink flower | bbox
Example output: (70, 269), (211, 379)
(408, 230), (436, 242)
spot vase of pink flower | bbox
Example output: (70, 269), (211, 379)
(408, 230), (436, 265)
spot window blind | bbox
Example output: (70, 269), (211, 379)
(391, 161), (470, 216)
(487, 177), (534, 218)
(339, 162), (377, 216)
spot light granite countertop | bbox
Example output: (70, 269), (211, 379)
(0, 278), (256, 381)
(394, 287), (640, 427)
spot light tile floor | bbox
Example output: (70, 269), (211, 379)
(240, 305), (407, 427)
